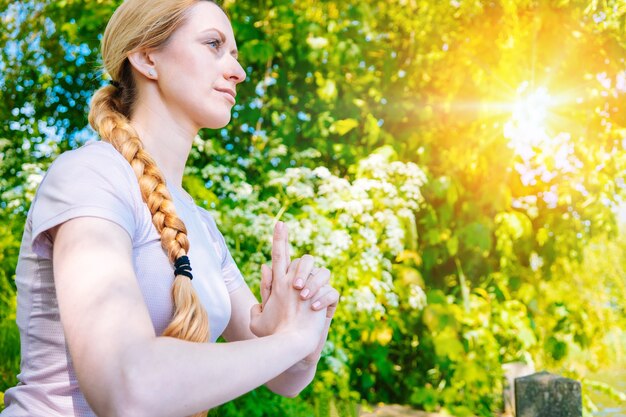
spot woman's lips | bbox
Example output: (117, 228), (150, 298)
(215, 88), (236, 104)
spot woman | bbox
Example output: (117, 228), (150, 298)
(1, 0), (340, 416)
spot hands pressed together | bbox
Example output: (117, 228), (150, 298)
(250, 221), (340, 364)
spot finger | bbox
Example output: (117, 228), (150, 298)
(260, 264), (272, 307)
(281, 258), (301, 292)
(310, 286), (340, 317)
(299, 267), (331, 300)
(293, 254), (315, 290)
(325, 301), (338, 319)
(271, 221), (288, 281)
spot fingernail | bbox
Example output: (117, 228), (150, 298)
(301, 288), (310, 298)
(295, 279), (304, 289)
(276, 221), (283, 232)
(312, 301), (321, 309)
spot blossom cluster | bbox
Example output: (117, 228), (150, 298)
(209, 147), (429, 320)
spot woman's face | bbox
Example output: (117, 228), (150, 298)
(150, 1), (246, 130)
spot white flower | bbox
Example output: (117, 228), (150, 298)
(338, 213), (354, 228)
(235, 182), (254, 199)
(530, 252), (544, 272)
(318, 177), (351, 196)
(313, 166), (331, 179)
(408, 285), (427, 310)
(542, 189), (558, 208)
(347, 287), (385, 315)
(359, 227), (378, 246)
(287, 218), (314, 248)
(330, 229), (352, 252)
(359, 247), (383, 272)
(286, 182), (314, 199)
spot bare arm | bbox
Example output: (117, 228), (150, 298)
(51, 217), (324, 417)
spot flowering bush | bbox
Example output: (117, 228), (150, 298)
(193, 146), (430, 412)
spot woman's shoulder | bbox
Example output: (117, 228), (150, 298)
(53, 139), (131, 170)
(33, 139), (142, 214)
(43, 140), (138, 189)
(28, 140), (143, 256)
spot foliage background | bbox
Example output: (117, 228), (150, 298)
(1, 0), (626, 415)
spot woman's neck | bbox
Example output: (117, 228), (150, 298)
(129, 102), (197, 190)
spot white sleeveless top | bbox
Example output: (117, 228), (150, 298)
(2, 140), (245, 416)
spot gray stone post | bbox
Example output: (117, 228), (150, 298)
(515, 371), (582, 417)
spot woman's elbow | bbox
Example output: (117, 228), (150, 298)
(81, 362), (150, 416)
(267, 380), (311, 398)
(268, 386), (303, 398)
(281, 389), (303, 399)
(114, 359), (158, 415)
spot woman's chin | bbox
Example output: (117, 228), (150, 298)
(201, 113), (232, 130)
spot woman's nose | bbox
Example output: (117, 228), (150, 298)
(226, 56), (246, 84)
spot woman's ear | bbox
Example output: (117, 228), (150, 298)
(127, 49), (158, 80)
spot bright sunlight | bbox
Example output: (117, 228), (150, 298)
(503, 82), (554, 158)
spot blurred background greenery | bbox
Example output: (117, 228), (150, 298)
(1, 0), (626, 415)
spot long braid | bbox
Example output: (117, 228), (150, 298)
(88, 85), (210, 344)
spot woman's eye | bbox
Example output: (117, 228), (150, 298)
(205, 39), (222, 49)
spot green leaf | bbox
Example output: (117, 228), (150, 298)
(330, 118), (359, 136)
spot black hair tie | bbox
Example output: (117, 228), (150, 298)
(174, 255), (193, 280)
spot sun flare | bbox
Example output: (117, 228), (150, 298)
(503, 82), (554, 156)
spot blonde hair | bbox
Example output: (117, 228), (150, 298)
(89, 0), (217, 347)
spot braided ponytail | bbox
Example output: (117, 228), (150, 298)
(89, 84), (210, 343)
(88, 1), (228, 415)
